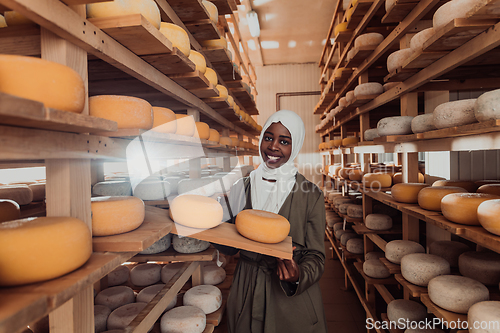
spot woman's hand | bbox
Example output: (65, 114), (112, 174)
(276, 247), (299, 283)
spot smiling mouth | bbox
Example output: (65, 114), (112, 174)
(266, 153), (281, 162)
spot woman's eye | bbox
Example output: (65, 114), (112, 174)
(280, 140), (290, 145)
(264, 136), (272, 141)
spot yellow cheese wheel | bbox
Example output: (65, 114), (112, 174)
(348, 169), (364, 181)
(202, 0), (218, 24)
(235, 209), (290, 244)
(0, 55), (85, 113)
(152, 106), (176, 133)
(441, 193), (500, 225)
(204, 67), (218, 86)
(391, 183), (430, 203)
(219, 137), (232, 146)
(159, 23), (190, 57)
(432, 180), (478, 192)
(362, 173), (392, 189)
(87, 0), (161, 28)
(174, 114), (196, 136)
(89, 95), (152, 129)
(418, 186), (468, 211)
(194, 122), (210, 140)
(0, 216), (91, 286)
(216, 85), (228, 99)
(208, 129), (220, 142)
(0, 14), (6, 28)
(4, 11), (34, 26)
(335, 67), (349, 79)
(345, 7), (355, 21)
(170, 194), (223, 229)
(342, 137), (360, 146)
(332, 139), (342, 147)
(477, 184), (500, 196)
(188, 50), (207, 74)
(392, 172), (425, 184)
(91, 196), (145, 236)
(230, 137), (239, 147)
(478, 199), (500, 236)
(227, 95), (235, 108)
(334, 22), (350, 36)
(0, 199), (20, 223)
(328, 141), (336, 149)
(201, 37), (227, 49)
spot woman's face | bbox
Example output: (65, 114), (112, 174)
(260, 122), (292, 169)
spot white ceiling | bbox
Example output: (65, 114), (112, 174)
(236, 0), (338, 66)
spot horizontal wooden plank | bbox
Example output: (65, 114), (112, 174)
(168, 0), (210, 22)
(379, 257), (401, 274)
(467, 0), (500, 19)
(60, 0), (108, 4)
(0, 25), (41, 56)
(211, 0), (233, 14)
(420, 294), (467, 327)
(202, 97), (231, 109)
(169, 70), (212, 90)
(344, 44), (378, 68)
(381, 1), (418, 24)
(203, 47), (233, 64)
(353, 262), (398, 285)
(131, 247), (216, 263)
(141, 47), (196, 75)
(185, 18), (220, 41)
(394, 274), (428, 298)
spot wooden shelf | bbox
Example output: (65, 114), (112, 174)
(184, 19), (220, 41)
(130, 247), (217, 263)
(394, 274), (428, 298)
(353, 222), (402, 235)
(381, 0), (418, 24)
(420, 293), (467, 328)
(379, 258), (401, 275)
(346, 0), (376, 30)
(345, 44), (378, 68)
(354, 261), (398, 285)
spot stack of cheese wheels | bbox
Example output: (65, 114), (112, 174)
(364, 128), (380, 141)
(93, 180), (132, 196)
(475, 88), (500, 121)
(429, 240), (470, 267)
(387, 299), (427, 324)
(91, 196), (145, 236)
(354, 82), (383, 98)
(201, 0), (218, 24)
(391, 183), (429, 203)
(204, 67), (218, 86)
(342, 136), (360, 146)
(468, 301), (500, 332)
(433, 0), (483, 30)
(183, 285), (222, 314)
(95, 286), (136, 310)
(152, 107), (177, 133)
(175, 114), (196, 136)
(87, 0), (161, 28)
(0, 199), (20, 223)
(130, 263), (161, 286)
(0, 185), (33, 205)
(362, 172), (392, 189)
(0, 216), (92, 286)
(136, 284), (177, 311)
(159, 23), (190, 56)
(459, 251), (500, 286)
(432, 179), (478, 192)
(365, 214), (392, 230)
(201, 36), (228, 49)
(478, 199), (500, 236)
(377, 116), (414, 136)
(89, 95), (153, 129)
(161, 306), (206, 333)
(235, 209), (290, 244)
(194, 122), (210, 140)
(477, 184), (500, 195)
(170, 194), (222, 229)
(417, 186), (467, 211)
(411, 113), (436, 133)
(401, 253), (450, 286)
(385, 240), (425, 264)
(387, 48), (413, 73)
(107, 265), (130, 286)
(441, 193), (499, 225)
(409, 27), (435, 51)
(433, 99), (477, 129)
(363, 259), (391, 279)
(107, 302), (148, 330)
(392, 172), (425, 184)
(172, 235), (210, 254)
(428, 275), (489, 314)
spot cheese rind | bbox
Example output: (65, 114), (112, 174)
(478, 199), (500, 236)
(411, 113), (436, 133)
(459, 251), (500, 286)
(107, 302), (147, 330)
(468, 301), (500, 333)
(170, 194), (222, 228)
(391, 183), (430, 203)
(387, 299), (427, 323)
(175, 114), (196, 136)
(385, 240), (425, 264)
(410, 28), (435, 51)
(433, 99), (477, 129)
(91, 196), (145, 236)
(377, 116), (414, 136)
(202, 0), (218, 24)
(202, 262), (226, 285)
(95, 286), (136, 311)
(107, 265), (130, 286)
(130, 263), (161, 286)
(152, 107), (177, 133)
(200, 37), (227, 49)
(0, 199), (20, 222)
(354, 82), (383, 98)
(93, 181), (132, 197)
(477, 184), (500, 196)
(401, 253), (450, 286)
(429, 240), (470, 268)
(346, 238), (364, 254)
(28, 183), (45, 202)
(159, 23), (190, 56)
(432, 179), (478, 192)
(172, 235), (210, 254)
(354, 33), (384, 48)
(362, 173), (392, 189)
(94, 304), (111, 333)
(183, 285), (222, 314)
(89, 95), (153, 129)
(208, 129), (220, 143)
(160, 306), (206, 333)
(417, 186), (468, 211)
(363, 259), (391, 279)
(441, 193), (499, 225)
(475, 89), (500, 122)
(204, 67), (218, 86)
(433, 0), (483, 30)
(140, 234), (172, 254)
(235, 209), (290, 244)
(87, 0), (161, 28)
(365, 214), (392, 230)
(387, 49), (413, 73)
(364, 128), (380, 141)
(216, 85), (228, 99)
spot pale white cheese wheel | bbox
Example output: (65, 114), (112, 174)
(133, 181), (171, 201)
(365, 214), (392, 230)
(130, 263), (161, 287)
(346, 238), (364, 254)
(87, 0), (161, 29)
(364, 128), (380, 141)
(339, 97), (348, 107)
(433, 0), (483, 30)
(354, 33), (384, 48)
(429, 240), (470, 267)
(377, 116), (414, 136)
(172, 235), (210, 254)
(28, 183), (45, 202)
(346, 91), (355, 103)
(387, 48), (413, 73)
(385, 0), (396, 11)
(335, 229), (353, 240)
(333, 223), (344, 233)
(474, 89), (500, 122)
(177, 178), (216, 197)
(383, 82), (400, 92)
(107, 265), (130, 287)
(385, 240), (425, 264)
(136, 284), (177, 312)
(365, 251), (385, 261)
(160, 306), (206, 333)
(338, 203), (350, 215)
(410, 28), (435, 51)
(107, 302), (147, 330)
(94, 304), (111, 333)
(95, 286), (136, 311)
(459, 251), (500, 286)
(183, 285), (222, 314)
(387, 299), (427, 323)
(139, 234), (172, 254)
(170, 194), (222, 229)
(161, 262), (184, 284)
(363, 259), (391, 278)
(346, 48), (356, 62)
(347, 204), (363, 218)
(411, 113), (436, 133)
(401, 253), (450, 286)
(93, 181), (132, 196)
(468, 301), (500, 333)
(340, 232), (358, 246)
(202, 262), (226, 285)
(354, 82), (383, 98)
(428, 275), (489, 314)
(0, 185), (33, 205)
(433, 99), (477, 129)
(164, 176), (185, 195)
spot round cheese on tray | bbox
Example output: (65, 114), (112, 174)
(417, 186), (468, 211)
(161, 306), (206, 333)
(365, 214), (392, 230)
(385, 240), (425, 264)
(183, 285), (222, 314)
(204, 67), (218, 86)
(200, 37), (227, 49)
(202, 262), (226, 285)
(0, 199), (20, 222)
(468, 301), (500, 333)
(433, 0), (483, 30)
(342, 136), (360, 146)
(459, 251), (500, 286)
(441, 193), (499, 225)
(140, 234), (172, 254)
(89, 95), (153, 130)
(91, 196), (145, 236)
(387, 299), (427, 323)
(475, 89), (500, 122)
(152, 106), (177, 133)
(401, 253), (450, 286)
(107, 265), (130, 287)
(95, 286), (136, 311)
(364, 128), (379, 141)
(411, 113), (436, 133)
(478, 199), (500, 236)
(354, 33), (384, 48)
(391, 183), (429, 203)
(377, 116), (414, 136)
(107, 302), (147, 330)
(172, 235), (210, 254)
(433, 99), (477, 129)
(87, 0), (161, 28)
(432, 179), (478, 192)
(347, 204), (363, 218)
(189, 50), (207, 74)
(354, 82), (383, 98)
(429, 240), (470, 268)
(363, 259), (391, 279)
(410, 28), (435, 51)
(130, 263), (161, 287)
(235, 209), (290, 244)
(362, 173), (392, 189)
(161, 262), (184, 283)
(346, 91), (355, 103)
(137, 284), (176, 311)
(340, 232), (358, 246)
(208, 129), (220, 142)
(170, 194), (222, 229)
(0, 184), (33, 206)
(175, 114), (196, 136)
(94, 304), (111, 333)
(159, 23), (190, 56)
(92, 181), (132, 197)
(477, 184), (500, 196)
(387, 48), (413, 73)
(346, 238), (363, 254)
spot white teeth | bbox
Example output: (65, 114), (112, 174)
(267, 155), (279, 160)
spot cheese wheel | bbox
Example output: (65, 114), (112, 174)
(332, 139), (342, 147)
(346, 91), (355, 103)
(215, 84), (228, 100)
(140, 234), (172, 254)
(183, 285), (222, 314)
(478, 199), (500, 236)
(377, 116), (414, 136)
(170, 194), (222, 229)
(136, 284), (176, 311)
(387, 48), (413, 73)
(219, 137), (232, 146)
(130, 263), (161, 287)
(95, 304), (111, 333)
(354, 82), (383, 98)
(335, 229), (353, 240)
(0, 55), (85, 113)
(89, 95), (153, 129)
(193, 122), (210, 140)
(133, 180), (171, 201)
(428, 275), (489, 314)
(340, 232), (358, 246)
(160, 306), (206, 333)
(365, 251), (385, 261)
(28, 183), (45, 202)
(0, 14), (6, 28)
(346, 238), (364, 254)
(417, 186), (468, 211)
(175, 114), (196, 136)
(4, 11), (34, 26)
(477, 184), (500, 196)
(227, 95), (235, 108)
(235, 209), (290, 244)
(391, 183), (430, 203)
(411, 113), (436, 133)
(173, 234), (210, 254)
(433, 99), (477, 129)
(107, 302), (147, 330)
(338, 203), (351, 215)
(91, 196), (145, 236)
(177, 177), (216, 196)
(347, 204), (363, 218)
(433, 0), (482, 30)
(387, 299), (427, 323)
(385, 0), (396, 11)
(385, 240), (425, 264)
(161, 262), (184, 283)
(0, 216), (91, 286)
(346, 48), (356, 62)
(429, 240), (470, 268)
(107, 265), (130, 287)
(401, 253), (450, 286)
(383, 82), (400, 92)
(348, 169), (364, 182)
(201, 37), (227, 49)
(202, 0), (218, 24)
(152, 106), (177, 133)
(354, 33), (384, 48)
(95, 286), (136, 311)
(339, 97), (348, 107)
(362, 173), (392, 189)
(363, 259), (391, 279)
(410, 28), (435, 51)
(334, 22), (350, 36)
(0, 199), (20, 222)
(87, 0), (161, 28)
(432, 179), (478, 192)
(474, 89), (500, 122)
(208, 129), (220, 143)
(332, 223), (344, 233)
(202, 262), (226, 285)
(459, 251), (500, 286)
(365, 214), (392, 230)
(441, 193), (499, 225)
(93, 181), (132, 197)
(204, 67), (218, 86)
(468, 301), (500, 333)
(342, 136), (359, 146)
(159, 23), (190, 56)
(364, 128), (380, 141)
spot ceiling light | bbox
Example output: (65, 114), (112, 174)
(288, 40), (297, 48)
(247, 40), (257, 51)
(246, 10), (261, 37)
(261, 41), (279, 49)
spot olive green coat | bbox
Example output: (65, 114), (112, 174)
(217, 173), (327, 333)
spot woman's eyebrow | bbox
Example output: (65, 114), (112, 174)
(278, 135), (291, 139)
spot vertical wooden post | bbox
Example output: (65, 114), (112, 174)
(360, 113), (370, 142)
(90, 160), (104, 186)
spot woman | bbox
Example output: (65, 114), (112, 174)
(217, 110), (327, 333)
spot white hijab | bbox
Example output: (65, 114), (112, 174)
(249, 110), (305, 213)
